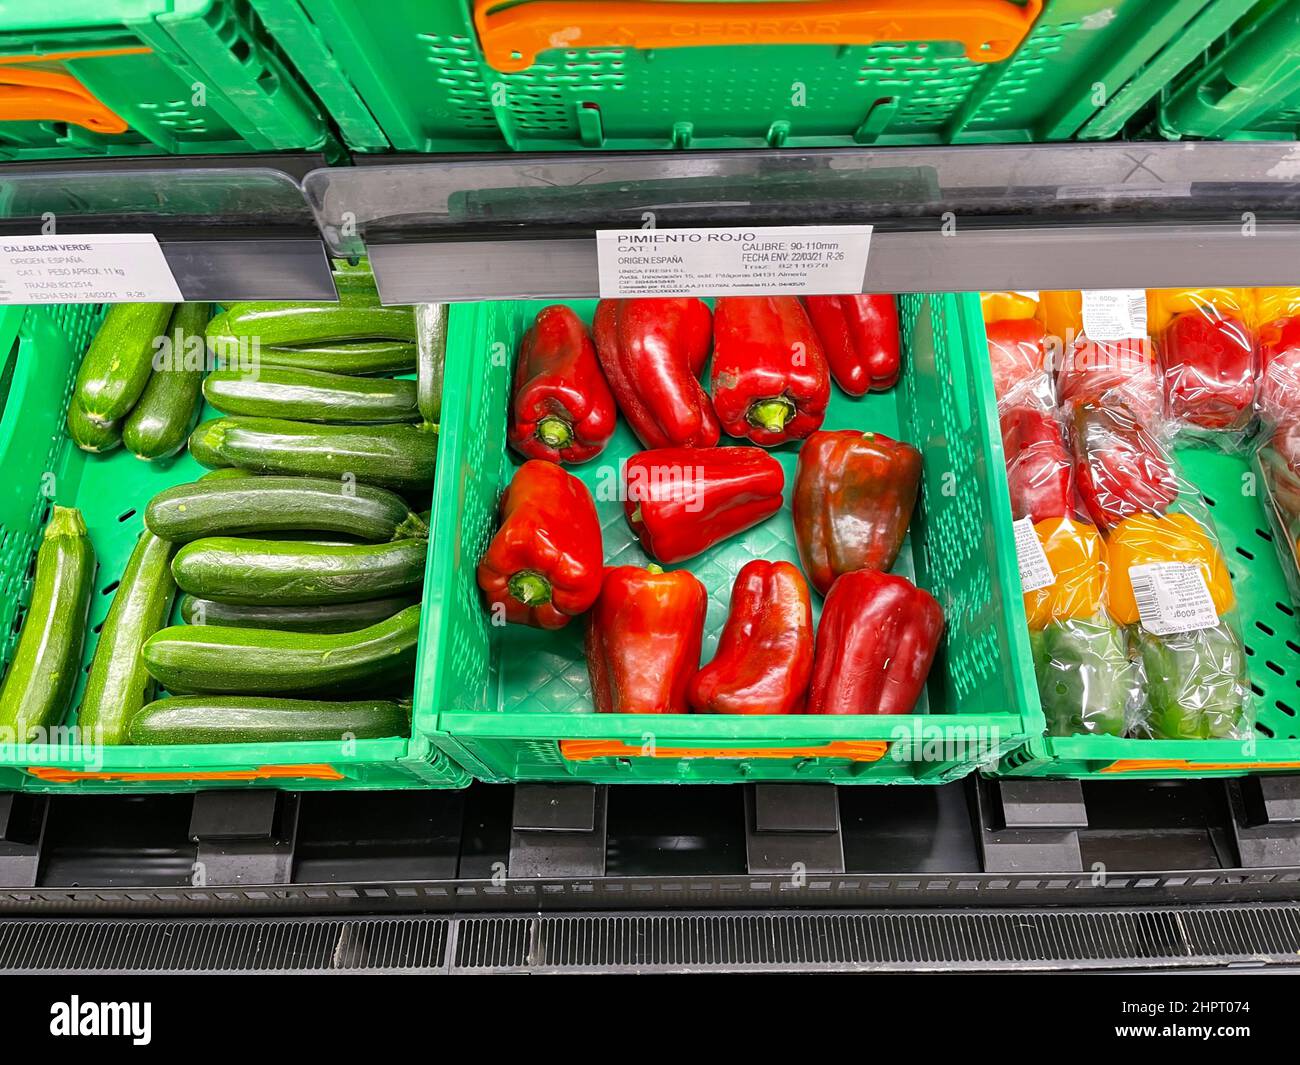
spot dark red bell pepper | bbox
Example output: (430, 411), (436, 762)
(1260, 315), (1300, 422)
(688, 560), (813, 715)
(1000, 405), (1074, 523)
(476, 459), (603, 630)
(585, 563), (707, 714)
(793, 429), (922, 596)
(1158, 310), (1256, 431)
(985, 316), (1045, 400)
(711, 296), (831, 446)
(593, 297), (718, 449)
(508, 304), (616, 464)
(803, 294), (900, 395)
(623, 446), (784, 564)
(1070, 398), (1179, 531)
(806, 570), (944, 715)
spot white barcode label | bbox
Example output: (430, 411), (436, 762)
(1127, 561), (1220, 635)
(1014, 516), (1056, 593)
(1081, 288), (1148, 341)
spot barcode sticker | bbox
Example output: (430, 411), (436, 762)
(1014, 517), (1056, 593)
(1081, 289), (1148, 341)
(1127, 561), (1220, 635)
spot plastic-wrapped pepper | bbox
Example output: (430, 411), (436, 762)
(803, 294), (900, 394)
(711, 296), (830, 446)
(585, 564), (707, 714)
(1022, 516), (1104, 630)
(1140, 624), (1246, 739)
(508, 305), (616, 463)
(1158, 309), (1256, 432)
(1030, 619), (1136, 737)
(806, 570), (943, 715)
(593, 297), (718, 449)
(688, 560), (813, 715)
(1258, 314), (1300, 423)
(623, 446), (784, 563)
(1000, 405), (1073, 523)
(1071, 397), (1179, 530)
(985, 316), (1046, 400)
(1103, 512), (1235, 628)
(793, 429), (922, 596)
(477, 460), (603, 629)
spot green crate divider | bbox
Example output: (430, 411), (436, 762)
(246, 0), (1255, 152)
(0, 300), (468, 794)
(418, 293), (1041, 785)
(1156, 0), (1300, 141)
(994, 404), (1300, 781)
(0, 1), (333, 160)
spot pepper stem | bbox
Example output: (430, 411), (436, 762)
(646, 563), (664, 575)
(747, 396), (796, 434)
(507, 570), (552, 606)
(536, 416), (573, 450)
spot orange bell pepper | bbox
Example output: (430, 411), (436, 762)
(1104, 512), (1235, 627)
(1023, 516), (1104, 630)
(980, 291), (1038, 324)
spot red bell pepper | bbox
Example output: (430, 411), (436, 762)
(792, 429), (922, 596)
(806, 570), (944, 715)
(1259, 315), (1300, 422)
(803, 294), (900, 395)
(1070, 398), (1179, 531)
(623, 446), (784, 564)
(585, 563), (707, 714)
(508, 304), (616, 464)
(688, 560), (813, 715)
(593, 297), (718, 449)
(1000, 405), (1074, 523)
(985, 316), (1045, 400)
(476, 459), (603, 629)
(711, 296), (831, 446)
(1158, 310), (1256, 431)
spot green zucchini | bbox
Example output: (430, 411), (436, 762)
(74, 302), (174, 424)
(202, 367), (419, 424)
(416, 303), (448, 426)
(0, 507), (95, 742)
(257, 340), (417, 376)
(200, 467), (256, 481)
(122, 302), (212, 460)
(67, 395), (122, 453)
(127, 695), (409, 744)
(146, 476), (428, 543)
(180, 594), (417, 633)
(188, 416), (437, 491)
(77, 531), (176, 745)
(172, 536), (426, 606)
(141, 604), (421, 694)
(221, 301), (416, 346)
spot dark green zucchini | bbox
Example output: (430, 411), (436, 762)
(202, 366), (419, 424)
(146, 476), (428, 543)
(221, 301), (416, 346)
(172, 536), (426, 606)
(77, 531), (175, 745)
(256, 340), (417, 376)
(122, 302), (212, 460)
(74, 302), (174, 424)
(199, 467), (257, 481)
(179, 594), (417, 633)
(127, 695), (410, 744)
(416, 303), (447, 426)
(0, 507), (95, 742)
(188, 416), (437, 491)
(67, 395), (122, 453)
(141, 604), (421, 694)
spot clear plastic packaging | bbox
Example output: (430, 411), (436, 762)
(1255, 421), (1300, 612)
(1148, 287), (1258, 447)
(1255, 287), (1300, 427)
(1070, 394), (1179, 533)
(998, 376), (1074, 525)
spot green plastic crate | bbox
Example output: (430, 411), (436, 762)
(0, 1), (334, 160)
(418, 293), (1042, 784)
(250, 0), (1253, 152)
(995, 416), (1300, 780)
(1156, 0), (1300, 141)
(0, 301), (468, 794)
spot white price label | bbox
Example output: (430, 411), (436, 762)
(1081, 288), (1148, 341)
(1014, 516), (1056, 593)
(0, 233), (182, 304)
(1128, 561), (1220, 635)
(596, 225), (872, 298)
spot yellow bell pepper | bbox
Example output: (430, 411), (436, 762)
(1254, 287), (1300, 326)
(1023, 516), (1105, 630)
(1146, 287), (1253, 337)
(1104, 512), (1236, 626)
(981, 291), (1038, 324)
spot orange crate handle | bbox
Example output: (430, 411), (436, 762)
(473, 0), (1041, 72)
(560, 739), (888, 762)
(0, 65), (128, 133)
(1101, 759), (1300, 775)
(25, 764), (345, 784)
